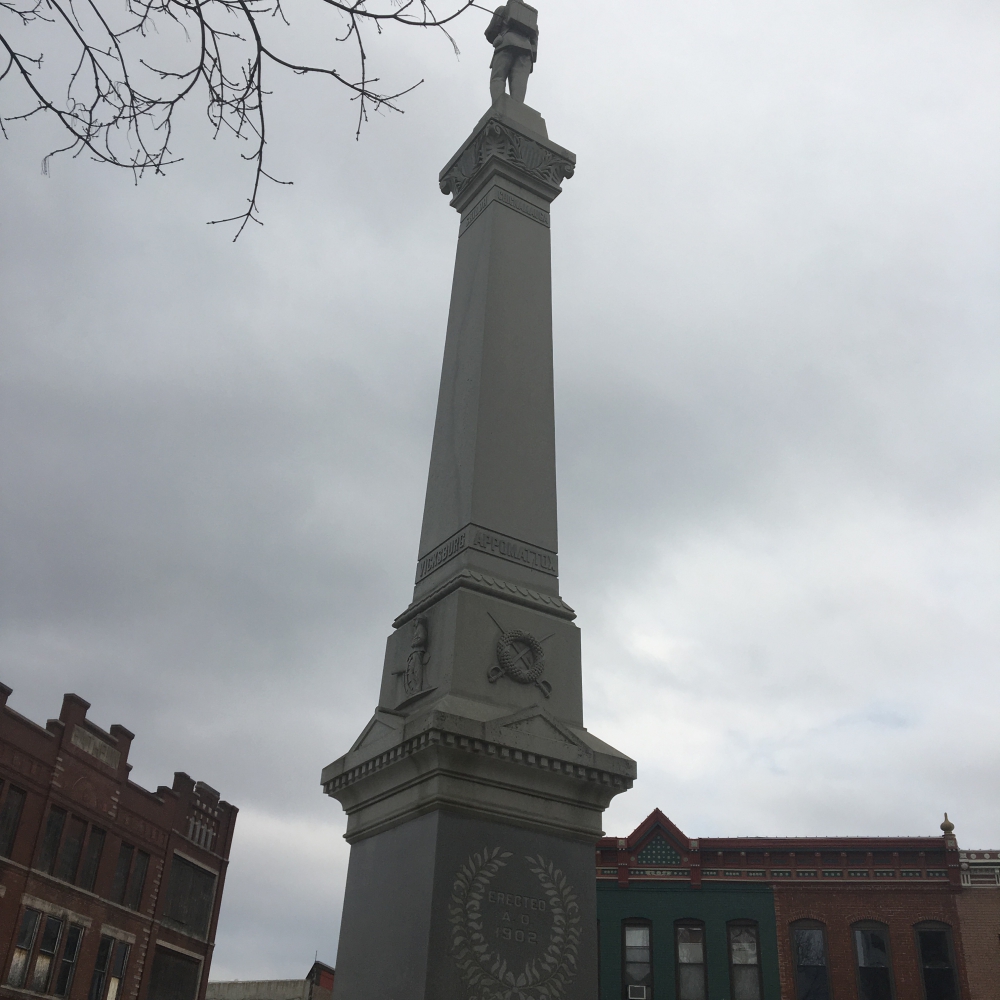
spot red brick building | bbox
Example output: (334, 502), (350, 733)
(597, 809), (972, 1000)
(0, 685), (237, 1000)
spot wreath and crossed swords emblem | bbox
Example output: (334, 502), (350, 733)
(486, 612), (553, 698)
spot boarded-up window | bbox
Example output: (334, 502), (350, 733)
(38, 806), (67, 873)
(110, 843), (134, 903)
(163, 855), (216, 939)
(148, 948), (200, 1000)
(0, 785), (26, 857)
(125, 851), (149, 910)
(55, 816), (88, 883)
(78, 828), (106, 892)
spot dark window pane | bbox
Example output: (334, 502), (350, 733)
(110, 843), (134, 903)
(855, 927), (893, 1000)
(923, 968), (957, 1000)
(858, 967), (893, 1000)
(89, 936), (113, 1000)
(79, 828), (106, 891)
(732, 964), (761, 1000)
(730, 925), (759, 965)
(106, 942), (130, 1000)
(678, 924), (706, 1000)
(622, 922), (651, 993)
(125, 851), (149, 910)
(38, 806), (67, 873)
(7, 909), (41, 987)
(111, 942), (129, 980)
(148, 948), (201, 1000)
(919, 931), (956, 1000)
(795, 966), (830, 1000)
(54, 924), (84, 996)
(163, 856), (216, 939)
(793, 927), (829, 1000)
(856, 928), (891, 968)
(625, 925), (650, 949)
(0, 786), (26, 857)
(919, 930), (951, 967)
(16, 908), (40, 948)
(794, 929), (826, 967)
(30, 915), (63, 991)
(678, 925), (705, 964)
(55, 816), (88, 882)
(678, 964), (706, 1000)
(38, 915), (63, 955)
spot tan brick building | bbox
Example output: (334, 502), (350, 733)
(0, 685), (237, 1000)
(206, 960), (335, 1000)
(955, 848), (1000, 999)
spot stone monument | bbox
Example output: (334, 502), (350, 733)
(323, 9), (636, 997)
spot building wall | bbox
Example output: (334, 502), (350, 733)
(596, 882), (780, 1000)
(772, 883), (968, 1000)
(0, 686), (237, 1000)
(206, 981), (309, 1000)
(597, 810), (978, 1000)
(206, 964), (335, 1000)
(955, 888), (1000, 1000)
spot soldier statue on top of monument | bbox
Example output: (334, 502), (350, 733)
(485, 0), (538, 103)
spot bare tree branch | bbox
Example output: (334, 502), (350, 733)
(0, 0), (479, 236)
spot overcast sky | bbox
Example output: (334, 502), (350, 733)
(2, 0), (998, 979)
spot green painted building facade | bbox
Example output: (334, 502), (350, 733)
(596, 881), (780, 1000)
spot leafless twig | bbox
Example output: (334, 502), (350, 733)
(0, 0), (478, 236)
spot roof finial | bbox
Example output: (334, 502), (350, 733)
(940, 812), (955, 835)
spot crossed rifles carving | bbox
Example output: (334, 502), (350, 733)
(487, 612), (553, 698)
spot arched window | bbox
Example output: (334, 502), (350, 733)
(622, 920), (652, 999)
(728, 921), (762, 1000)
(853, 921), (895, 1000)
(790, 920), (830, 1000)
(914, 922), (959, 1000)
(675, 920), (707, 1000)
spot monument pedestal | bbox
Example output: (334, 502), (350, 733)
(323, 96), (636, 1000)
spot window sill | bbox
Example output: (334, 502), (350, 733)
(158, 919), (209, 944)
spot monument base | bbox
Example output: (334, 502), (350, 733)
(333, 809), (597, 1000)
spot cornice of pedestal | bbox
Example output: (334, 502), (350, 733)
(439, 97), (576, 214)
(393, 567), (576, 630)
(321, 706), (636, 844)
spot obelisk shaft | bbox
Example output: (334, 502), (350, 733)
(417, 171), (558, 580)
(323, 94), (635, 1000)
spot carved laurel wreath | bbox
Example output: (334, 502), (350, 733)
(496, 630), (545, 685)
(449, 847), (581, 1000)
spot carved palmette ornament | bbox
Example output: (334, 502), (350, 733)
(449, 848), (581, 1000)
(488, 630), (551, 698)
(440, 121), (575, 200)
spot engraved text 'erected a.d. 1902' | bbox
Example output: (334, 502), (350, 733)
(450, 847), (581, 1000)
(415, 524), (558, 583)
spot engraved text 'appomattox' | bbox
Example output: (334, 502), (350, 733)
(415, 524), (558, 583)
